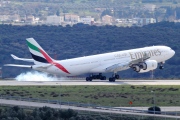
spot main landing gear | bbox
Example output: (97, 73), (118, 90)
(159, 62), (164, 69)
(109, 73), (120, 82)
(86, 73), (106, 81)
(86, 73), (120, 82)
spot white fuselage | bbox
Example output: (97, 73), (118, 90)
(36, 46), (175, 76)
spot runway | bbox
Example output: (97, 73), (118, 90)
(0, 79), (180, 86)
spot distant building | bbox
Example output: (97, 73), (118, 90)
(9, 14), (20, 22)
(80, 16), (94, 25)
(34, 17), (40, 24)
(26, 15), (35, 24)
(64, 14), (80, 23)
(0, 15), (9, 21)
(46, 15), (64, 25)
(134, 18), (156, 26)
(143, 4), (156, 12)
(102, 15), (113, 25)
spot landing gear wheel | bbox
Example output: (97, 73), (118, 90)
(92, 73), (102, 79)
(86, 77), (89, 81)
(109, 78), (112, 82)
(109, 77), (115, 82)
(115, 75), (119, 79)
(87, 73), (106, 81)
(92, 75), (97, 79)
(86, 77), (92, 81)
(100, 76), (106, 80)
(159, 66), (164, 69)
(97, 73), (102, 79)
(159, 62), (164, 70)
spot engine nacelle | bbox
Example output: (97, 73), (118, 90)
(139, 60), (158, 73)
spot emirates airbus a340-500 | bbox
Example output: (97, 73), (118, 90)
(5, 38), (175, 82)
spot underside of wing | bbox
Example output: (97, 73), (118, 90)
(90, 62), (130, 73)
(105, 62), (130, 72)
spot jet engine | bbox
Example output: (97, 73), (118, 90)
(132, 60), (158, 73)
(138, 60), (158, 73)
(132, 65), (141, 72)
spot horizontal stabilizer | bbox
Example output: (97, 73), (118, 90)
(11, 54), (34, 62)
(4, 63), (53, 69)
(4, 64), (31, 68)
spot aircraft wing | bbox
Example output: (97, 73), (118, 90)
(11, 54), (34, 62)
(129, 52), (150, 66)
(105, 53), (150, 72)
(4, 64), (31, 68)
(105, 62), (130, 72)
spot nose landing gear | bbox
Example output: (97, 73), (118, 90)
(159, 62), (164, 69)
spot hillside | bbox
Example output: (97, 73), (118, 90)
(0, 22), (179, 78)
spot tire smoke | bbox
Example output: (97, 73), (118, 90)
(15, 71), (58, 81)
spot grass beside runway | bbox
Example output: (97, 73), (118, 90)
(0, 85), (180, 107)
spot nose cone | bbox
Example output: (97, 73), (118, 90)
(171, 50), (175, 57)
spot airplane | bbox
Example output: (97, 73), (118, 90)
(4, 38), (175, 82)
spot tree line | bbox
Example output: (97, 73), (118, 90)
(0, 106), (162, 120)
